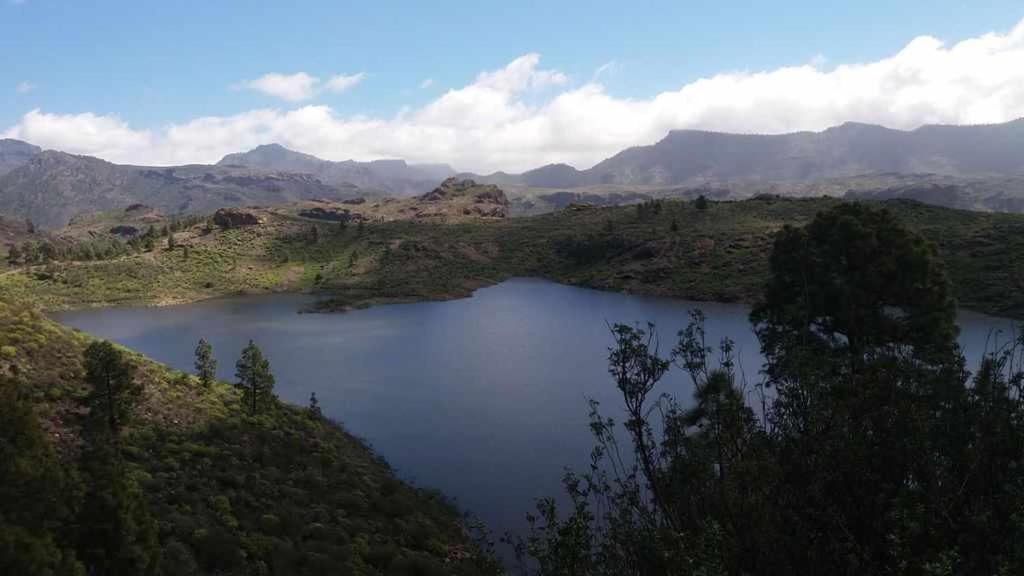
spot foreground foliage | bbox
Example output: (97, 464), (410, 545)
(515, 204), (1024, 575)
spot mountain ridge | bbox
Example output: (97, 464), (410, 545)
(0, 149), (360, 229)
(465, 117), (1024, 187)
(6, 117), (1024, 230)
(217, 143), (456, 196)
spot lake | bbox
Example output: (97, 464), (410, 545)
(53, 278), (1019, 548)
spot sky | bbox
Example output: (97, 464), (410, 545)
(3, 1), (1024, 172)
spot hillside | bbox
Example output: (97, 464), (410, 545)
(0, 291), (498, 575)
(0, 148), (364, 230)
(4, 196), (1022, 319)
(218, 143), (455, 197)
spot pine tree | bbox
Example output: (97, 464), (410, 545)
(83, 341), (141, 437)
(694, 195), (710, 210)
(77, 343), (159, 575)
(308, 391), (322, 418)
(235, 340), (275, 416)
(194, 338), (217, 388)
(167, 232), (176, 249)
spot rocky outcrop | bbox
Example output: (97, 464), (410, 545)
(418, 178), (510, 219)
(108, 225), (141, 237)
(213, 208), (263, 228)
(298, 206), (364, 223)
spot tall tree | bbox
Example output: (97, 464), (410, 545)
(749, 203), (967, 572)
(235, 340), (275, 415)
(308, 391), (321, 418)
(78, 343), (159, 575)
(83, 341), (142, 437)
(194, 338), (217, 388)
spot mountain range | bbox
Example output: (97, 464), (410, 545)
(218, 143), (455, 196)
(3, 118), (1024, 229)
(465, 119), (1024, 187)
(0, 147), (359, 229)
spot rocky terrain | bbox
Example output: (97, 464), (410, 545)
(278, 177), (510, 224)
(0, 214), (38, 248)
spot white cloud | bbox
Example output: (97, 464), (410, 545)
(324, 73), (365, 94)
(15, 81), (34, 94)
(242, 72), (321, 102)
(420, 78), (434, 89)
(3, 109), (153, 161)
(241, 71), (364, 102)
(6, 19), (1024, 173)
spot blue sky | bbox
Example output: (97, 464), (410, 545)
(4, 1), (1024, 171)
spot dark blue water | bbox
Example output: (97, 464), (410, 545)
(53, 278), (1019, 544)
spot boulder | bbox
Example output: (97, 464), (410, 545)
(108, 225), (140, 237)
(213, 208), (263, 228)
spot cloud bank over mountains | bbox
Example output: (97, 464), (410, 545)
(5, 19), (1024, 173)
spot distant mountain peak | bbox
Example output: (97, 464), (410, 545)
(216, 144), (454, 196)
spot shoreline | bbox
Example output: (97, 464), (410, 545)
(39, 273), (1024, 323)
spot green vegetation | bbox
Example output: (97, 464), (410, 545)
(0, 294), (498, 575)
(194, 338), (216, 388)
(235, 339), (275, 416)
(4, 199), (1024, 573)
(514, 204), (1024, 574)
(2, 197), (1022, 318)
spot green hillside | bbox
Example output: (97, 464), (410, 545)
(3, 197), (1023, 318)
(0, 295), (498, 575)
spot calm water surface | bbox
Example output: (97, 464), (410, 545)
(53, 278), (1019, 543)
